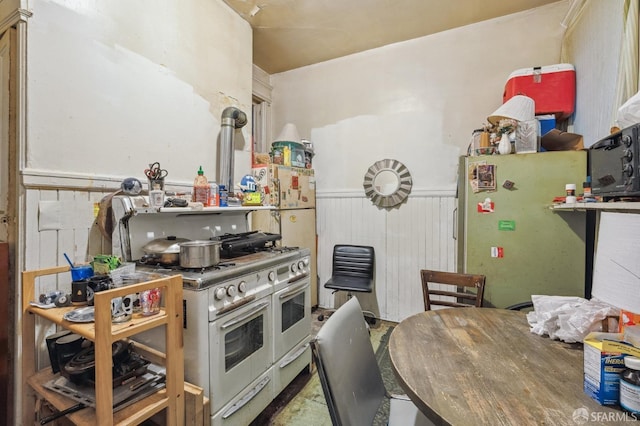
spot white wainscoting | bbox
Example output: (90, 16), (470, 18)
(316, 191), (457, 323)
(23, 187), (112, 369)
(22, 184), (457, 325)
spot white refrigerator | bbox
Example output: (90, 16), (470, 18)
(251, 165), (318, 306)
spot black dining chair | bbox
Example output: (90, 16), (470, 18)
(310, 297), (433, 426)
(318, 244), (376, 324)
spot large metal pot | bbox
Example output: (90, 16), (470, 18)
(140, 236), (190, 266)
(179, 240), (221, 268)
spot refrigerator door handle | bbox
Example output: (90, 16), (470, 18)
(273, 177), (281, 207)
(453, 207), (457, 240)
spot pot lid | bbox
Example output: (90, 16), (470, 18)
(142, 236), (190, 254)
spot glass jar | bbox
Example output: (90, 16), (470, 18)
(620, 356), (640, 415)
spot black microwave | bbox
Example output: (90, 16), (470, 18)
(589, 123), (640, 199)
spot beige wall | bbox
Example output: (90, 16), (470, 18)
(271, 2), (570, 194)
(24, 0), (253, 187)
(269, 2), (571, 318)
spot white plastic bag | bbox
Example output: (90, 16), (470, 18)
(526, 295), (619, 343)
(616, 90), (640, 129)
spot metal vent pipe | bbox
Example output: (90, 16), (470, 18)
(219, 107), (247, 196)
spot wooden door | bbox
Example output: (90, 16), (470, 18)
(0, 28), (15, 424)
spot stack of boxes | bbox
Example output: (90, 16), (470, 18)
(584, 311), (640, 412)
(502, 63), (576, 150)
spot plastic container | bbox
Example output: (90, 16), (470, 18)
(565, 183), (577, 204)
(620, 356), (640, 415)
(503, 64), (576, 120)
(192, 166), (210, 204)
(272, 141), (305, 168)
(208, 181), (219, 207)
(71, 264), (93, 281)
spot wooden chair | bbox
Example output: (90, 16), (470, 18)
(420, 269), (486, 310)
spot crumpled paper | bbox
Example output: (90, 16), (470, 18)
(526, 295), (619, 343)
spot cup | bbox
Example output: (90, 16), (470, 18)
(140, 288), (161, 316)
(71, 280), (88, 305)
(71, 264), (93, 282)
(122, 293), (138, 314)
(148, 178), (165, 193)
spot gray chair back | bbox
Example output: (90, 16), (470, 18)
(311, 297), (385, 426)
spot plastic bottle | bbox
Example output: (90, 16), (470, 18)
(193, 166), (210, 204)
(219, 184), (228, 207)
(583, 176), (593, 199)
(620, 356), (640, 416)
(565, 183), (577, 204)
(208, 181), (219, 207)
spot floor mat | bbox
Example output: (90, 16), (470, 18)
(251, 317), (399, 425)
(373, 325), (401, 425)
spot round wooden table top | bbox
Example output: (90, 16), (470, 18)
(388, 308), (629, 426)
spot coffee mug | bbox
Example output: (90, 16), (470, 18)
(71, 280), (88, 305)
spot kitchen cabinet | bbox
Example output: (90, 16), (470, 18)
(21, 265), (184, 426)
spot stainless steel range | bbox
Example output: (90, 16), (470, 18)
(111, 195), (312, 426)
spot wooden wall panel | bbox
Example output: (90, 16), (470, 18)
(23, 188), (456, 324)
(0, 242), (8, 417)
(316, 194), (456, 323)
(23, 188), (111, 370)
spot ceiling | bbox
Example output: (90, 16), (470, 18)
(223, 0), (562, 74)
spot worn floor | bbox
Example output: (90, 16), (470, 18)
(251, 308), (398, 425)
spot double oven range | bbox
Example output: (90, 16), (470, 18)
(111, 195), (312, 426)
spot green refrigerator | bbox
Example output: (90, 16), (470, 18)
(456, 151), (587, 308)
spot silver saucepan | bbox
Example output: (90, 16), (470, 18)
(179, 240), (221, 268)
(140, 236), (190, 266)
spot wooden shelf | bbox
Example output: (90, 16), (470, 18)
(550, 202), (640, 212)
(27, 368), (170, 425)
(22, 265), (185, 426)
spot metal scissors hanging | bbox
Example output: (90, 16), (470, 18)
(144, 162), (168, 180)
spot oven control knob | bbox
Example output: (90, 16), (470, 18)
(214, 287), (227, 300)
(268, 271), (276, 282)
(624, 149), (633, 161)
(298, 261), (305, 271)
(623, 134), (633, 147)
(624, 163), (634, 177)
(290, 263), (298, 273)
(227, 285), (237, 297)
(238, 281), (246, 293)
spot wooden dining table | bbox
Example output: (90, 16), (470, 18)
(388, 308), (631, 426)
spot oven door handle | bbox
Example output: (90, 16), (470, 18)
(222, 375), (271, 419)
(288, 272), (309, 284)
(279, 343), (310, 369)
(220, 301), (269, 330)
(279, 281), (309, 300)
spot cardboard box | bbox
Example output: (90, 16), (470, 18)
(583, 332), (640, 405)
(540, 129), (584, 151)
(621, 310), (640, 332)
